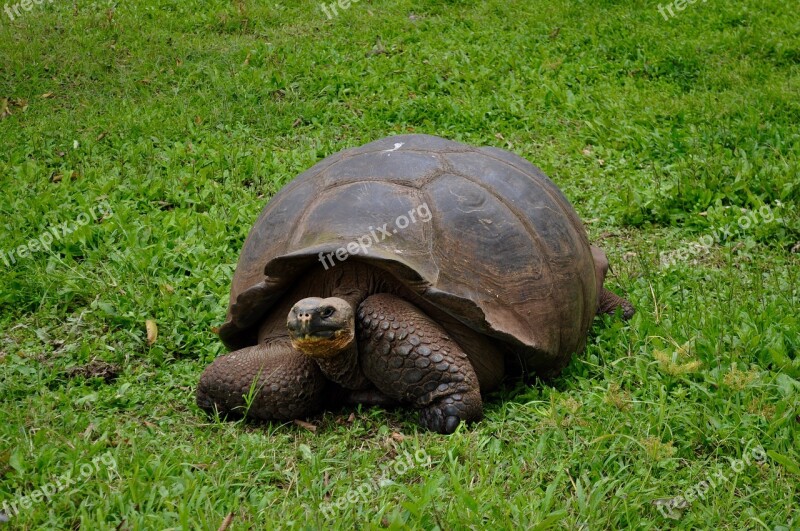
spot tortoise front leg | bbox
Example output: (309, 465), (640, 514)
(356, 294), (483, 434)
(196, 340), (327, 421)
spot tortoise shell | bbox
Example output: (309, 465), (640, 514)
(219, 134), (597, 376)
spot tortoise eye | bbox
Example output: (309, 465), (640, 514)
(320, 307), (335, 318)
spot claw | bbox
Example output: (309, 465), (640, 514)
(444, 415), (460, 434)
(419, 408), (462, 434)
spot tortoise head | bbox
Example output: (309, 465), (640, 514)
(287, 297), (355, 358)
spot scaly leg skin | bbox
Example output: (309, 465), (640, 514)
(356, 294), (483, 434)
(196, 340), (326, 421)
(598, 287), (635, 320)
(591, 244), (635, 320)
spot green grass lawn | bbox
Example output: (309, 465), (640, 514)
(1, 0), (798, 528)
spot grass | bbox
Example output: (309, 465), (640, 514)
(1, 0), (798, 528)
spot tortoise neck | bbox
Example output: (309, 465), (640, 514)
(300, 263), (387, 390)
(313, 342), (370, 390)
(326, 261), (387, 304)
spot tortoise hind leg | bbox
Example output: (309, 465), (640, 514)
(197, 340), (326, 421)
(598, 287), (635, 320)
(356, 294), (483, 434)
(591, 245), (635, 320)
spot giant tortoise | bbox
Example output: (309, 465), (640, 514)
(196, 134), (633, 434)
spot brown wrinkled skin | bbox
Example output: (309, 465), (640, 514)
(196, 135), (634, 433)
(196, 341), (326, 421)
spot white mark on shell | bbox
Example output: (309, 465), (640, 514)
(383, 142), (404, 153)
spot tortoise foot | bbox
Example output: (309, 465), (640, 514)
(599, 288), (635, 320)
(592, 245), (635, 321)
(419, 391), (482, 434)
